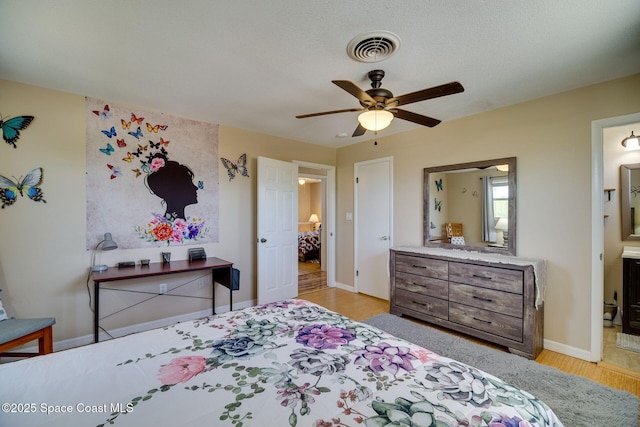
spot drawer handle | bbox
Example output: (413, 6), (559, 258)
(472, 274), (493, 280)
(473, 316), (492, 324)
(473, 295), (493, 303)
(412, 265), (427, 269)
(412, 300), (427, 306)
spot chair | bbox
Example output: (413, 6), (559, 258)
(444, 222), (465, 245)
(0, 317), (56, 358)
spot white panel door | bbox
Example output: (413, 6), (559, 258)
(257, 157), (298, 304)
(355, 157), (392, 300)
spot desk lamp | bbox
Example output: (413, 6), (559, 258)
(91, 232), (118, 272)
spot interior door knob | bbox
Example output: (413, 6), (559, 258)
(259, 238), (267, 243)
(380, 236), (389, 240)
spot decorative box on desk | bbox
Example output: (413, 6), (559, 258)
(390, 246), (545, 359)
(91, 257), (234, 343)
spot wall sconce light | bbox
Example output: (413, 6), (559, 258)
(358, 109), (394, 132)
(622, 131), (640, 151)
(91, 232), (118, 272)
(298, 178), (306, 185)
(308, 213), (320, 230)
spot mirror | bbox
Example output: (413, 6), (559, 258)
(620, 163), (640, 241)
(423, 157), (517, 256)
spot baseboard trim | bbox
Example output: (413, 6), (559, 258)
(334, 282), (355, 292)
(543, 338), (593, 362)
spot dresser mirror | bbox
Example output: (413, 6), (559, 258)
(620, 163), (640, 241)
(423, 157), (517, 255)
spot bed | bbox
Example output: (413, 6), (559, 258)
(0, 299), (562, 426)
(298, 230), (320, 262)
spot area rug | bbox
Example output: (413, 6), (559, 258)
(618, 332), (640, 353)
(363, 314), (639, 427)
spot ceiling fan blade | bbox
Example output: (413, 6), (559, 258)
(332, 80), (376, 106)
(296, 107), (364, 119)
(352, 123), (367, 137)
(393, 108), (441, 127)
(386, 81), (464, 107)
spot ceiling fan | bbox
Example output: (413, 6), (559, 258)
(296, 69), (464, 137)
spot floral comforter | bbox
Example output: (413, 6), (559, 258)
(0, 299), (562, 426)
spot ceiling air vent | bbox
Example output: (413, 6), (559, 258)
(347, 31), (401, 63)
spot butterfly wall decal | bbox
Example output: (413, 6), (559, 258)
(92, 105), (111, 120)
(197, 180), (204, 190)
(101, 126), (117, 138)
(434, 198), (442, 212)
(435, 178), (443, 191)
(128, 127), (143, 139)
(146, 123), (168, 133)
(116, 139), (126, 148)
(121, 119), (131, 129)
(99, 143), (114, 155)
(220, 153), (249, 181)
(0, 167), (46, 208)
(1, 115), (35, 148)
(107, 164), (122, 180)
(130, 113), (144, 124)
(122, 152), (135, 162)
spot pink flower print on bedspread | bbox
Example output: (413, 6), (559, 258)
(157, 355), (207, 385)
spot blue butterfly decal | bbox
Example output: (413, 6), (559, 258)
(435, 178), (443, 191)
(220, 153), (249, 181)
(128, 126), (143, 139)
(430, 221), (436, 229)
(0, 167), (46, 208)
(434, 198), (442, 212)
(99, 143), (114, 155)
(1, 115), (34, 148)
(197, 180), (204, 190)
(101, 126), (117, 138)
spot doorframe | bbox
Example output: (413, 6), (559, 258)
(354, 156), (394, 294)
(294, 161), (336, 287)
(591, 111), (640, 362)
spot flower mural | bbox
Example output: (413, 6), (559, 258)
(135, 212), (207, 245)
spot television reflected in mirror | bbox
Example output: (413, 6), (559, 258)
(423, 157), (517, 256)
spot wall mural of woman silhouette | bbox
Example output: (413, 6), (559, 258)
(85, 98), (218, 250)
(136, 153), (208, 245)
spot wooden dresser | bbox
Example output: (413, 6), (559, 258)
(390, 246), (545, 359)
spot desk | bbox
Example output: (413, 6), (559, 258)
(92, 257), (233, 343)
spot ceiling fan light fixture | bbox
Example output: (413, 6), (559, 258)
(358, 109), (394, 131)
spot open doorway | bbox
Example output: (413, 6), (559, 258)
(295, 161), (335, 295)
(591, 112), (640, 374)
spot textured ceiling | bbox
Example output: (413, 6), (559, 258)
(1, 0), (639, 147)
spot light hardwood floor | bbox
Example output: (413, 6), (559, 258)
(301, 287), (640, 399)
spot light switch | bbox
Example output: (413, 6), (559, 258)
(346, 212), (353, 221)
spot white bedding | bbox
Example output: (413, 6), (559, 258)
(0, 299), (562, 426)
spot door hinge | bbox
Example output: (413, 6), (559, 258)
(356, 270), (359, 277)
(356, 177), (359, 184)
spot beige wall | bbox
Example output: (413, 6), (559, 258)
(3, 74), (640, 355)
(336, 74), (640, 352)
(0, 79), (335, 343)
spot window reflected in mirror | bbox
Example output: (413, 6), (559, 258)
(424, 157), (517, 255)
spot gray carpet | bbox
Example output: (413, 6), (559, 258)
(363, 314), (639, 427)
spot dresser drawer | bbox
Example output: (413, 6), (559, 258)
(395, 271), (448, 299)
(395, 289), (448, 320)
(449, 302), (523, 342)
(395, 255), (448, 280)
(449, 282), (523, 318)
(449, 262), (523, 294)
